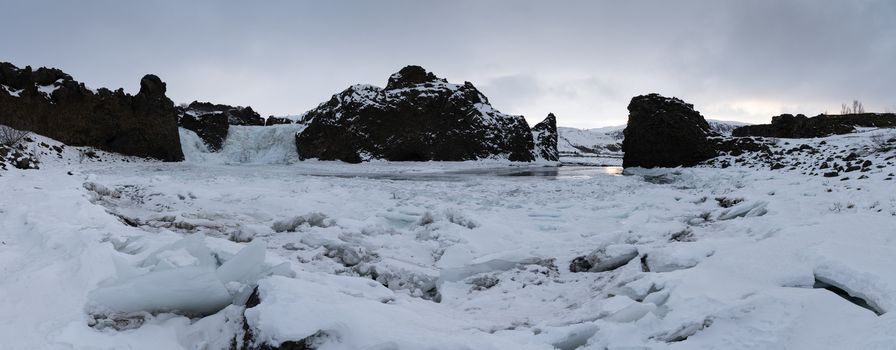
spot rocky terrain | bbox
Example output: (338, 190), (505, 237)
(707, 131), (896, 180)
(295, 65), (556, 163)
(0, 62), (184, 161)
(733, 113), (896, 138)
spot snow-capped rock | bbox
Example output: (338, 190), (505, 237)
(177, 101), (264, 126)
(264, 116), (296, 126)
(295, 65), (543, 163)
(532, 113), (559, 161)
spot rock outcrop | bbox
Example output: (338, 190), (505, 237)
(532, 113), (559, 161)
(295, 65), (538, 163)
(732, 113), (896, 138)
(265, 116), (295, 126)
(622, 93), (716, 168)
(0, 142), (40, 170)
(179, 101), (264, 126)
(0, 62), (184, 161)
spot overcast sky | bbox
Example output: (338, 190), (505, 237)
(3, 0), (894, 128)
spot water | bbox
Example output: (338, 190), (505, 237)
(168, 129), (623, 182)
(297, 165), (623, 181)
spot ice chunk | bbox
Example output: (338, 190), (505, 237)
(645, 244), (714, 273)
(570, 244), (639, 272)
(87, 266), (232, 316)
(89, 238), (272, 317)
(271, 212), (330, 232)
(142, 234), (217, 271)
(718, 200), (768, 220)
(440, 257), (548, 282)
(600, 296), (656, 323)
(605, 302), (655, 323)
(216, 239), (266, 285)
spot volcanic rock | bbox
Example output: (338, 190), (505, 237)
(0, 62), (184, 161)
(265, 116), (295, 126)
(179, 101), (265, 126)
(622, 93), (716, 168)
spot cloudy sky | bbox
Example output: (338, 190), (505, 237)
(3, 0), (894, 128)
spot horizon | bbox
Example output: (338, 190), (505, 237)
(3, 1), (894, 128)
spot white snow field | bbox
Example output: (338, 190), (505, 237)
(2, 127), (896, 349)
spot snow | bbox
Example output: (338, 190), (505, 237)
(2, 128), (896, 348)
(1, 84), (23, 97)
(37, 81), (61, 97)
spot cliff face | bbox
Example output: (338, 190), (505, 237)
(0, 62), (183, 161)
(295, 66), (538, 163)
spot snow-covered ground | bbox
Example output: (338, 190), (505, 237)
(2, 127), (896, 349)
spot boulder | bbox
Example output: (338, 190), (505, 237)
(732, 113), (896, 138)
(0, 62), (183, 161)
(295, 65), (536, 163)
(622, 93), (716, 168)
(532, 113), (559, 161)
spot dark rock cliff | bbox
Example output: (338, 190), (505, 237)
(622, 93), (716, 168)
(0, 62), (183, 161)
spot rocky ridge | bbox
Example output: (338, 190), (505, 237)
(0, 62), (184, 161)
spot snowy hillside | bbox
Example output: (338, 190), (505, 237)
(3, 125), (896, 349)
(706, 119), (750, 136)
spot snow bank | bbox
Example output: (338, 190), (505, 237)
(245, 275), (550, 349)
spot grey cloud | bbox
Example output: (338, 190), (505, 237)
(1, 0), (893, 127)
